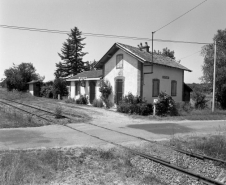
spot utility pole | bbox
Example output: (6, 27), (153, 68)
(212, 40), (217, 112)
(152, 32), (155, 73)
(152, 32), (155, 63)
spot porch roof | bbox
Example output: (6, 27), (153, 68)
(66, 70), (102, 81)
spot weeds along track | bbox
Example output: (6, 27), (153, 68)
(0, 98), (226, 184)
(0, 98), (69, 124)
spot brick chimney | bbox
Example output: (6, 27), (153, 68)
(138, 42), (150, 52)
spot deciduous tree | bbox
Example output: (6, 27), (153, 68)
(4, 63), (43, 91)
(201, 29), (226, 109)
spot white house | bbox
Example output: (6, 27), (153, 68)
(67, 42), (192, 104)
(66, 70), (102, 104)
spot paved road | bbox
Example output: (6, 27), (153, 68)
(0, 119), (225, 150)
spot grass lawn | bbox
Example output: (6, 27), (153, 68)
(0, 106), (46, 128)
(130, 109), (226, 121)
(0, 147), (165, 185)
(170, 134), (226, 162)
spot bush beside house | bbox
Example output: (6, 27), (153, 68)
(155, 92), (178, 116)
(99, 80), (112, 108)
(117, 93), (153, 116)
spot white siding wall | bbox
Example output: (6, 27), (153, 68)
(104, 49), (139, 104)
(29, 84), (34, 96)
(69, 80), (101, 103)
(95, 81), (101, 99)
(143, 64), (183, 103)
(70, 81), (75, 98)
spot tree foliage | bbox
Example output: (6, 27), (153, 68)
(162, 47), (175, 59)
(154, 47), (175, 60)
(84, 60), (100, 71)
(52, 78), (68, 99)
(187, 83), (212, 94)
(55, 27), (87, 78)
(191, 91), (208, 109)
(40, 81), (54, 98)
(4, 63), (42, 91)
(201, 29), (226, 109)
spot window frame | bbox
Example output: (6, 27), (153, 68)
(152, 79), (160, 97)
(171, 80), (177, 96)
(116, 54), (123, 69)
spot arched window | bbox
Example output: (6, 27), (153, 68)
(116, 54), (123, 69)
(152, 79), (160, 97)
(171, 80), (177, 96)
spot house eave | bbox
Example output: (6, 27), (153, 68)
(66, 77), (101, 82)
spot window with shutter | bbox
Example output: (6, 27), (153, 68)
(171, 80), (177, 96)
(152, 79), (160, 97)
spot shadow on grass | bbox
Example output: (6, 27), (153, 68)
(127, 123), (193, 135)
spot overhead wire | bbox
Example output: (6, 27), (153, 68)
(154, 0), (208, 33)
(178, 50), (202, 60)
(0, 24), (211, 45)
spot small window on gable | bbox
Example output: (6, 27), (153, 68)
(171, 80), (177, 96)
(152, 79), (160, 97)
(116, 54), (123, 69)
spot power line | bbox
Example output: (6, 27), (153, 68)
(178, 50), (202, 60)
(0, 24), (211, 45)
(154, 0), (207, 33)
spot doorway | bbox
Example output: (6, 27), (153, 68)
(89, 81), (96, 104)
(116, 79), (123, 104)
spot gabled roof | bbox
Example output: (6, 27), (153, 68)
(27, 80), (42, 84)
(66, 70), (102, 81)
(95, 42), (192, 72)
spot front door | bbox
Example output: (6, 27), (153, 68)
(116, 79), (123, 104)
(89, 81), (96, 104)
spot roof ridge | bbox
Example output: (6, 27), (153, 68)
(117, 42), (191, 72)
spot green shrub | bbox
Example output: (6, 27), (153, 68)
(216, 84), (226, 109)
(52, 78), (68, 99)
(55, 105), (63, 119)
(92, 98), (104, 107)
(40, 85), (53, 98)
(155, 92), (178, 116)
(75, 95), (88, 104)
(65, 97), (76, 103)
(192, 91), (208, 109)
(176, 102), (193, 115)
(99, 80), (112, 108)
(117, 93), (153, 116)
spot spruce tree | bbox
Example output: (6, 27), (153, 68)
(55, 27), (87, 78)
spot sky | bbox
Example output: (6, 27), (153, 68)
(0, 0), (226, 83)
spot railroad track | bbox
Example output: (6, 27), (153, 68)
(0, 98), (225, 184)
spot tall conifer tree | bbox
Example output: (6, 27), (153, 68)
(55, 27), (87, 78)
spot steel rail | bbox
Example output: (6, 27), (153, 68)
(0, 98), (60, 116)
(64, 124), (225, 185)
(1, 98), (226, 165)
(0, 98), (225, 184)
(0, 100), (55, 124)
(0, 97), (82, 118)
